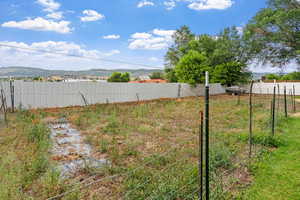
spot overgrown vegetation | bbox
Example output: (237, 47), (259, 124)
(0, 111), (67, 199)
(0, 94), (298, 199)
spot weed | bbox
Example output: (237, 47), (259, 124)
(143, 154), (172, 169)
(102, 114), (121, 134)
(210, 144), (234, 170)
(123, 143), (139, 157)
(99, 138), (110, 153)
(27, 123), (49, 143)
(133, 104), (150, 118)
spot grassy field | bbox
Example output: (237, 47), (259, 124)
(240, 117), (300, 200)
(0, 94), (298, 199)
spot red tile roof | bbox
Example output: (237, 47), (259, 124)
(129, 79), (167, 83)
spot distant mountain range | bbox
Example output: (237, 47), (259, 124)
(0, 66), (267, 80)
(0, 67), (163, 78)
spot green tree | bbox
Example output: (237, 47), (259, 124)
(212, 62), (251, 86)
(243, 0), (300, 66)
(121, 72), (130, 82)
(149, 72), (164, 79)
(107, 72), (130, 82)
(33, 77), (42, 81)
(164, 68), (178, 83)
(265, 73), (282, 80)
(175, 50), (210, 85)
(165, 26), (195, 68)
(165, 26), (251, 86)
(281, 71), (300, 80)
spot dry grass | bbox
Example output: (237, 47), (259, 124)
(0, 94), (296, 199)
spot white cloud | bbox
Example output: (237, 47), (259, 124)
(137, 0), (155, 8)
(36, 0), (64, 20)
(164, 1), (176, 10)
(1, 17), (72, 34)
(129, 28), (175, 50)
(104, 50), (121, 56)
(161, 0), (234, 11)
(80, 10), (105, 22)
(149, 57), (160, 62)
(46, 11), (63, 20)
(0, 41), (121, 70)
(103, 35), (120, 39)
(153, 29), (175, 37)
(131, 32), (152, 39)
(188, 0), (234, 10)
(36, 0), (60, 12)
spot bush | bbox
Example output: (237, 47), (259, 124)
(27, 124), (49, 144)
(108, 72), (131, 82)
(150, 72), (165, 79)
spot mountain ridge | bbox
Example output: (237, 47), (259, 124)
(0, 66), (163, 77)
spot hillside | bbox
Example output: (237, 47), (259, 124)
(0, 67), (163, 78)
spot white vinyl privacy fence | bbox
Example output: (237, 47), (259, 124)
(0, 81), (225, 109)
(252, 82), (300, 95)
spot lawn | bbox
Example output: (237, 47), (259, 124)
(0, 94), (298, 199)
(240, 117), (300, 200)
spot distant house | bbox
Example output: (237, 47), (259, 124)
(138, 75), (151, 80)
(129, 79), (167, 83)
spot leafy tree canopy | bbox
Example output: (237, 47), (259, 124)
(164, 68), (178, 83)
(165, 25), (195, 68)
(175, 50), (210, 85)
(212, 62), (251, 86)
(243, 0), (300, 67)
(165, 26), (251, 86)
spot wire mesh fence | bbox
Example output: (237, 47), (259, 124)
(1, 81), (299, 200)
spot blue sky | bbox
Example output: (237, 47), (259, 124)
(1, 0), (288, 72)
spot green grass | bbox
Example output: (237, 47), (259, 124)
(239, 117), (300, 200)
(0, 111), (71, 200)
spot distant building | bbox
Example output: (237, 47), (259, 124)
(129, 79), (167, 83)
(138, 75), (151, 80)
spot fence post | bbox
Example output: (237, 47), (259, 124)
(0, 89), (7, 125)
(249, 81), (254, 159)
(10, 80), (14, 112)
(290, 90), (293, 113)
(271, 85), (276, 136)
(177, 84), (181, 98)
(198, 111), (204, 200)
(204, 72), (210, 200)
(284, 86), (287, 117)
(277, 84), (280, 114)
(293, 85), (296, 112)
